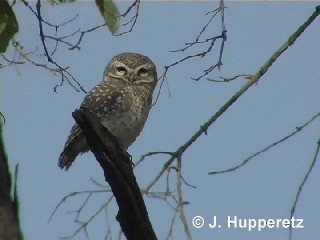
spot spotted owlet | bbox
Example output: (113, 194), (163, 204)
(59, 53), (157, 170)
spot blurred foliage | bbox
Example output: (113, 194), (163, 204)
(95, 0), (120, 35)
(0, 0), (19, 53)
(49, 0), (120, 35)
(47, 0), (76, 4)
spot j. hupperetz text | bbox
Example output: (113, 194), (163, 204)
(207, 216), (304, 231)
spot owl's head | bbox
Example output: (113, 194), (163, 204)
(104, 53), (157, 89)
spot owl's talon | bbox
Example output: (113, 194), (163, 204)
(124, 151), (135, 167)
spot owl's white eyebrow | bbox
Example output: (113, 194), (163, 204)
(135, 79), (155, 84)
(135, 64), (151, 70)
(113, 61), (131, 69)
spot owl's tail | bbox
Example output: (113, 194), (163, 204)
(58, 124), (88, 170)
(59, 146), (78, 170)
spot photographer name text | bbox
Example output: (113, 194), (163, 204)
(192, 215), (304, 231)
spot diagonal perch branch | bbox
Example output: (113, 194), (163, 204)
(72, 108), (157, 240)
(145, 5), (320, 192)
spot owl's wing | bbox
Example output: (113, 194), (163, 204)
(58, 123), (87, 170)
(80, 82), (124, 120)
(59, 83), (124, 170)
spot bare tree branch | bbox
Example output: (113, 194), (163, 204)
(36, 0), (86, 93)
(73, 107), (158, 240)
(16, 0), (87, 93)
(209, 111), (320, 175)
(8, 41), (84, 93)
(153, 1), (227, 107)
(144, 5), (320, 192)
(69, 0), (141, 49)
(176, 155), (192, 240)
(164, 0), (227, 80)
(135, 151), (174, 166)
(49, 189), (111, 223)
(8, 1), (140, 96)
(43, 4), (320, 240)
(207, 74), (251, 83)
(0, 123), (23, 240)
(69, 22), (108, 50)
(288, 137), (320, 240)
(165, 205), (179, 240)
(63, 196), (114, 239)
(104, 209), (114, 240)
(115, 0), (141, 36)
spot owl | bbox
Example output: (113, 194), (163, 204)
(59, 53), (157, 170)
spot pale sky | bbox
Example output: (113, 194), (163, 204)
(2, 1), (320, 240)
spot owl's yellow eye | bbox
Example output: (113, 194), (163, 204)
(115, 66), (127, 76)
(138, 67), (148, 76)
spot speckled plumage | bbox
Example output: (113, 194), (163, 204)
(59, 53), (157, 170)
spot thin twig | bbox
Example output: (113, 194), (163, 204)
(90, 177), (109, 189)
(135, 151), (174, 166)
(70, 192), (93, 222)
(209, 111), (320, 175)
(176, 155), (192, 240)
(12, 41), (84, 93)
(104, 209), (113, 240)
(36, 0), (86, 93)
(45, 29), (81, 55)
(153, 2), (227, 107)
(49, 189), (111, 222)
(69, 23), (107, 50)
(62, 196), (114, 239)
(207, 74), (251, 83)
(170, 7), (221, 53)
(165, 205), (179, 240)
(116, 0), (141, 36)
(289, 138), (320, 240)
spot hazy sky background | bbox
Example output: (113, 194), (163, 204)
(2, 1), (320, 240)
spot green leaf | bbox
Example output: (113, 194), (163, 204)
(46, 0), (77, 6)
(95, 0), (120, 35)
(0, 0), (19, 53)
(57, 0), (77, 3)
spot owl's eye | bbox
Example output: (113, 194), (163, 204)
(115, 66), (127, 76)
(138, 67), (148, 76)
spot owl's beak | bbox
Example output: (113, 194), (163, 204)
(128, 70), (136, 83)
(130, 76), (136, 83)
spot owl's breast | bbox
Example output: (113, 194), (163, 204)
(99, 88), (151, 150)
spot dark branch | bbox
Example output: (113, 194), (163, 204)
(35, 0), (86, 93)
(72, 108), (157, 240)
(0, 123), (23, 240)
